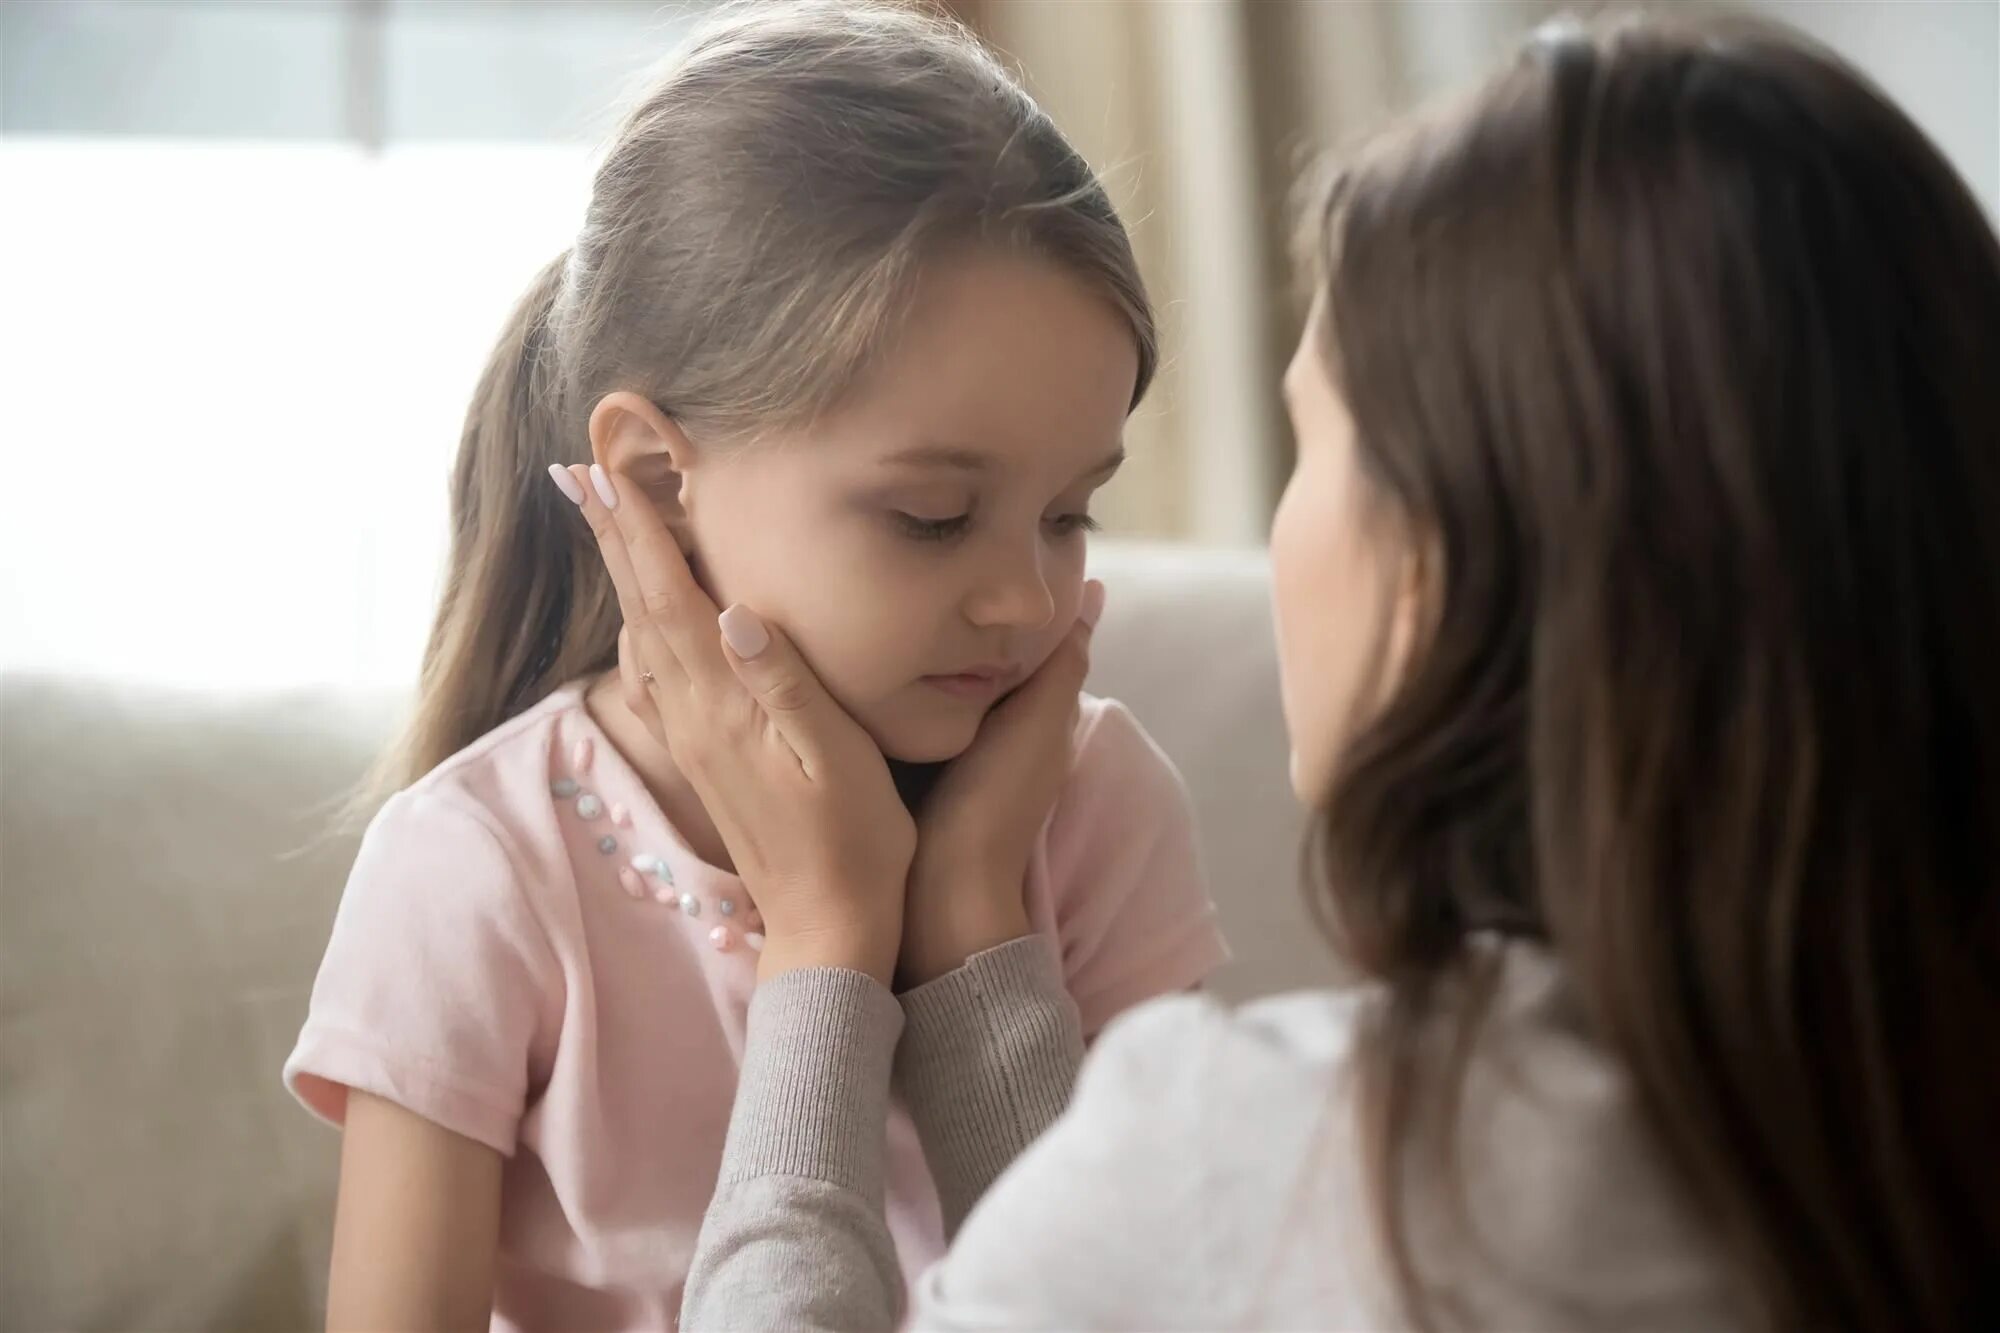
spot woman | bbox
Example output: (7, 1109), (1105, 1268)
(580, 14), (1999, 1332)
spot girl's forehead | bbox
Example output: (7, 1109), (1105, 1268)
(806, 254), (1138, 472)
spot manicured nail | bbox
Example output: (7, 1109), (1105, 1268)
(589, 463), (619, 509)
(719, 604), (770, 659)
(547, 463), (585, 506)
(1080, 579), (1106, 629)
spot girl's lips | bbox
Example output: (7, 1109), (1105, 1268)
(920, 667), (1020, 700)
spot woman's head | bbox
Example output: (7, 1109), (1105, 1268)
(1279, 14), (2000, 1329)
(398, 0), (1152, 778)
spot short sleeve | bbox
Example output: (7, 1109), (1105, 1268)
(283, 788), (560, 1155)
(1044, 698), (1230, 1036)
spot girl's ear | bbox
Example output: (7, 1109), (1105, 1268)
(587, 391), (698, 548)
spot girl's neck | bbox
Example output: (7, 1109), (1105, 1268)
(580, 671), (737, 874)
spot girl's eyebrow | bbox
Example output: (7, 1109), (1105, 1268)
(880, 443), (1127, 480)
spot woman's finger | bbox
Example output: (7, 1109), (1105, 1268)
(556, 464), (697, 720)
(617, 627), (661, 727)
(588, 464), (739, 696)
(557, 465), (641, 618)
(717, 604), (865, 772)
(556, 464), (682, 674)
(996, 578), (1102, 718)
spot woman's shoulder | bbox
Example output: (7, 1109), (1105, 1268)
(927, 985), (1385, 1328)
(1062, 988), (1373, 1175)
(1087, 984), (1368, 1093)
(928, 945), (1731, 1330)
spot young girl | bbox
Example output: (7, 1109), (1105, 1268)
(283, 4), (1226, 1326)
(643, 13), (1999, 1332)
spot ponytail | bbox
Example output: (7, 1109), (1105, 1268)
(363, 252), (621, 804)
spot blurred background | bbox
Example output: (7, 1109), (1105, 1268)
(1, 0), (1993, 694)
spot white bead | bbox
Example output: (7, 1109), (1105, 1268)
(744, 932), (765, 953)
(551, 778), (580, 798)
(596, 835), (617, 854)
(629, 853), (657, 875)
(576, 793), (603, 819)
(718, 898), (736, 917)
(679, 893), (701, 918)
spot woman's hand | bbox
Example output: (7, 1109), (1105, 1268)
(557, 463), (913, 986)
(897, 581), (1104, 988)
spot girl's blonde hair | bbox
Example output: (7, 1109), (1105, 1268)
(378, 0), (1155, 795)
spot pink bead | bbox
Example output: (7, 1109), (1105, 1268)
(653, 885), (676, 905)
(610, 803), (631, 827)
(708, 926), (736, 952)
(744, 932), (765, 953)
(617, 868), (646, 899)
(571, 737), (594, 772)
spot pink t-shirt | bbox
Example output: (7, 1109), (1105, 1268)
(285, 681), (1227, 1330)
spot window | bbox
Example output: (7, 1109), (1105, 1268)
(2, 1), (699, 687)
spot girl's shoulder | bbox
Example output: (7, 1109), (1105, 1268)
(360, 682), (598, 902)
(392, 684), (592, 832)
(400, 681), (590, 815)
(1039, 695), (1229, 1032)
(1061, 692), (1192, 816)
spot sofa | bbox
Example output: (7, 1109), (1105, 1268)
(0, 542), (1325, 1331)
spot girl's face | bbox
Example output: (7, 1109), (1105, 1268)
(1271, 307), (1412, 806)
(681, 249), (1139, 762)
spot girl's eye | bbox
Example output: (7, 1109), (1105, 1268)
(1047, 513), (1101, 538)
(892, 511), (972, 543)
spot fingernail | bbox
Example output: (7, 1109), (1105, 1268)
(1080, 579), (1106, 629)
(589, 463), (619, 510)
(547, 463), (585, 506)
(719, 604), (770, 659)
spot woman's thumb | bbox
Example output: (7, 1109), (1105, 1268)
(1051, 578), (1104, 687)
(719, 604), (829, 719)
(1079, 578), (1106, 634)
(1001, 579), (1104, 719)
(1051, 577), (1104, 692)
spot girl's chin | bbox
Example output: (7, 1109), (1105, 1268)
(875, 735), (976, 765)
(864, 714), (981, 766)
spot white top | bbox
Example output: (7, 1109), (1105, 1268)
(683, 937), (1740, 1330)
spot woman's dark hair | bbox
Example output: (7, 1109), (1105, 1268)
(1303, 14), (2000, 1330)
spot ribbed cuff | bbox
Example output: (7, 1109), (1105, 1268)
(719, 967), (905, 1206)
(895, 934), (1085, 1232)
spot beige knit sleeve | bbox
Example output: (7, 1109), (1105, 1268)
(680, 937), (1083, 1332)
(896, 934), (1085, 1235)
